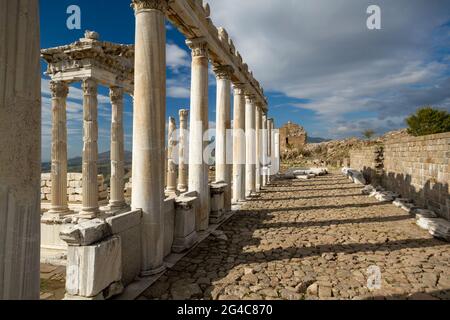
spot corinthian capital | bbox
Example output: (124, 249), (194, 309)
(50, 81), (69, 99)
(131, 0), (169, 13)
(186, 37), (208, 58)
(213, 65), (234, 80)
(110, 87), (124, 104)
(82, 79), (98, 96)
(233, 83), (246, 95)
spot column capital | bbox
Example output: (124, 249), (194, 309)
(82, 78), (98, 96)
(110, 86), (124, 104)
(213, 65), (234, 80)
(245, 94), (256, 104)
(131, 0), (169, 14)
(186, 37), (208, 58)
(233, 83), (246, 95)
(179, 109), (189, 119)
(50, 81), (69, 99)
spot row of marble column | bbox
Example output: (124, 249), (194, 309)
(131, 0), (278, 275)
(46, 80), (127, 219)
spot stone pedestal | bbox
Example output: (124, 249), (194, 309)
(0, 0), (41, 300)
(47, 81), (71, 217)
(186, 37), (210, 232)
(131, 0), (168, 276)
(109, 86), (127, 210)
(232, 84), (246, 203)
(79, 78), (100, 219)
(178, 109), (189, 192)
(210, 182), (227, 224)
(172, 195), (198, 253)
(245, 95), (256, 197)
(214, 65), (233, 211)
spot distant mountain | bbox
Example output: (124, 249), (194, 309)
(307, 137), (332, 144)
(42, 151), (133, 173)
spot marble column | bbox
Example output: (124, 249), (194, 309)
(47, 81), (70, 217)
(274, 130), (281, 176)
(166, 117), (178, 196)
(214, 65), (233, 211)
(178, 109), (189, 192)
(79, 78), (100, 219)
(186, 37), (210, 231)
(232, 84), (246, 203)
(255, 104), (263, 192)
(262, 112), (268, 187)
(267, 118), (273, 180)
(131, 0), (168, 276)
(109, 86), (127, 210)
(0, 0), (41, 300)
(245, 95), (256, 197)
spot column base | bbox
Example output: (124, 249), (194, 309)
(77, 209), (100, 220)
(177, 186), (188, 194)
(165, 189), (180, 198)
(140, 264), (166, 277)
(172, 231), (198, 254)
(43, 208), (73, 220)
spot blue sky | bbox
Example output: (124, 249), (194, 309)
(40, 0), (450, 161)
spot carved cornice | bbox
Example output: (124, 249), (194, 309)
(186, 38), (208, 58)
(213, 65), (234, 80)
(50, 81), (69, 99)
(82, 79), (98, 96)
(131, 0), (169, 13)
(110, 87), (124, 104)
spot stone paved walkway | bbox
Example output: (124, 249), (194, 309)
(140, 173), (450, 300)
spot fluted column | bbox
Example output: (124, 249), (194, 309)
(262, 112), (268, 187)
(214, 65), (233, 211)
(131, 0), (168, 276)
(178, 109), (189, 192)
(187, 37), (210, 231)
(166, 117), (178, 196)
(0, 0), (41, 300)
(109, 86), (127, 210)
(232, 84), (246, 202)
(255, 104), (263, 192)
(245, 94), (256, 197)
(79, 78), (100, 219)
(267, 118), (273, 180)
(47, 81), (70, 217)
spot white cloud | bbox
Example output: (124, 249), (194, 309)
(166, 43), (190, 71)
(208, 0), (450, 138)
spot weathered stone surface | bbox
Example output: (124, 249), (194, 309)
(66, 236), (122, 298)
(60, 219), (111, 246)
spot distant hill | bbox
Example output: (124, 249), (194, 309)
(42, 151), (133, 176)
(307, 137), (332, 144)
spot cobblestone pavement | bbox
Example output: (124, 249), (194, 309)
(140, 173), (450, 300)
(40, 264), (66, 300)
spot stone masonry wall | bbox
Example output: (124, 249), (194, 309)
(350, 132), (450, 220)
(349, 145), (384, 185)
(41, 173), (108, 203)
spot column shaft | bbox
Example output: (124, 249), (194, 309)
(166, 117), (177, 195)
(187, 38), (210, 231)
(0, 0), (41, 300)
(131, 0), (168, 275)
(232, 84), (246, 202)
(262, 113), (268, 187)
(109, 87), (126, 209)
(178, 110), (189, 192)
(245, 95), (256, 197)
(80, 79), (99, 218)
(48, 81), (70, 216)
(255, 105), (262, 191)
(214, 65), (233, 211)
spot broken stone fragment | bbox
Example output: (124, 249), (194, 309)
(60, 219), (111, 246)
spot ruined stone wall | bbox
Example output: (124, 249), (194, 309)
(350, 132), (450, 220)
(383, 132), (450, 220)
(349, 145), (384, 185)
(41, 173), (108, 203)
(279, 122), (307, 152)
